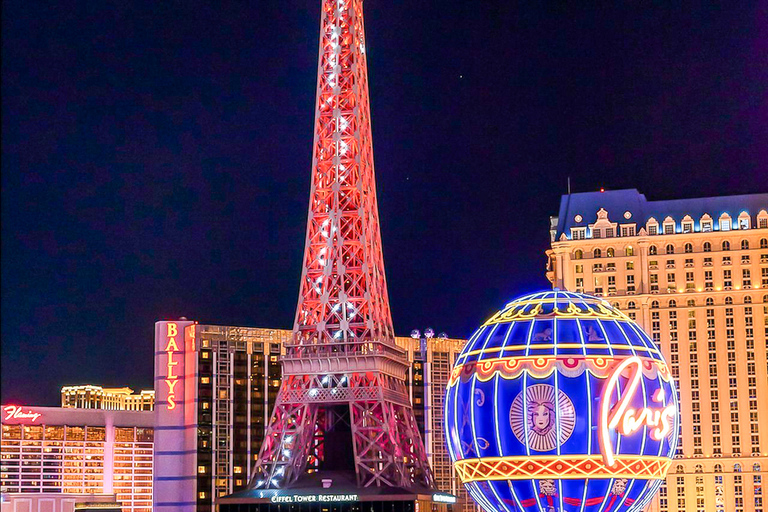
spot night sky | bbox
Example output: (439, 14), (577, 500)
(3, 2), (767, 406)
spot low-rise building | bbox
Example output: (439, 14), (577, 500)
(1, 405), (153, 512)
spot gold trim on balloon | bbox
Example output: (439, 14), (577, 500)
(482, 300), (631, 326)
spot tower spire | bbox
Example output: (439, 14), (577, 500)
(249, 0), (434, 490)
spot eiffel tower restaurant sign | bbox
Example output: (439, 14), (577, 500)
(445, 291), (680, 512)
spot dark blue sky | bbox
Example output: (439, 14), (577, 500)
(3, 2), (767, 406)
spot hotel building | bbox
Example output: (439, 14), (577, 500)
(61, 386), (155, 412)
(1, 405), (153, 512)
(153, 322), (470, 512)
(546, 189), (768, 512)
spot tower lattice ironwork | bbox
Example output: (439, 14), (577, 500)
(248, 0), (434, 490)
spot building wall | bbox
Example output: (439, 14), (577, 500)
(153, 324), (472, 512)
(0, 407), (153, 512)
(547, 193), (768, 512)
(399, 336), (474, 512)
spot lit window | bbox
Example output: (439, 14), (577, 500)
(719, 214), (732, 231)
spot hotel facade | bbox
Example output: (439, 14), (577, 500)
(61, 386), (155, 412)
(546, 189), (768, 512)
(153, 323), (470, 512)
(0, 406), (153, 512)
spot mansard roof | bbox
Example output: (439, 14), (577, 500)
(554, 188), (768, 240)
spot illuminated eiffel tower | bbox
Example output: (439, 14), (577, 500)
(248, 0), (434, 490)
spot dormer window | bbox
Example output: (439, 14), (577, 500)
(605, 227), (614, 238)
(719, 213), (732, 231)
(647, 218), (659, 235)
(682, 215), (694, 233)
(701, 216), (713, 232)
(758, 210), (768, 229)
(571, 228), (587, 240)
(663, 216), (675, 234)
(737, 211), (750, 230)
(620, 224), (636, 237)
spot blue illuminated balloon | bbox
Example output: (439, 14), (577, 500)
(445, 290), (679, 512)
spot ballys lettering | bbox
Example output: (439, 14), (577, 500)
(598, 356), (676, 467)
(165, 323), (180, 410)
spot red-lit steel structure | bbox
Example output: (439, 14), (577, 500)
(249, 0), (434, 490)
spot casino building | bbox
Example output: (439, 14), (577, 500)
(546, 189), (768, 512)
(0, 405), (154, 512)
(61, 386), (155, 412)
(152, 323), (469, 512)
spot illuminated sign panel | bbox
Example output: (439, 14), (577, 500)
(153, 319), (196, 512)
(164, 322), (181, 410)
(445, 291), (680, 512)
(2, 405), (42, 423)
(269, 495), (359, 504)
(432, 494), (457, 504)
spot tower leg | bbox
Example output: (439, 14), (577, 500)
(350, 396), (434, 488)
(251, 383), (317, 487)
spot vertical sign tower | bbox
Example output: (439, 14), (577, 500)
(250, 0), (434, 490)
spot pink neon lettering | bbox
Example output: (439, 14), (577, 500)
(3, 405), (42, 423)
(598, 356), (675, 466)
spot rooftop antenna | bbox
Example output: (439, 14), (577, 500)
(567, 176), (571, 195)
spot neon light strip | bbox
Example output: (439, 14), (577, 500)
(613, 320), (647, 510)
(489, 355), (518, 512)
(497, 320), (526, 512)
(575, 317), (590, 512)
(462, 316), (500, 512)
(470, 324), (498, 457)
(521, 320), (540, 512)
(594, 319), (616, 512)
(553, 309), (564, 512)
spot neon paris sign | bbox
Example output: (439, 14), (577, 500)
(599, 356), (676, 466)
(3, 405), (42, 423)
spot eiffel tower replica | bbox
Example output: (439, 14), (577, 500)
(246, 0), (435, 493)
